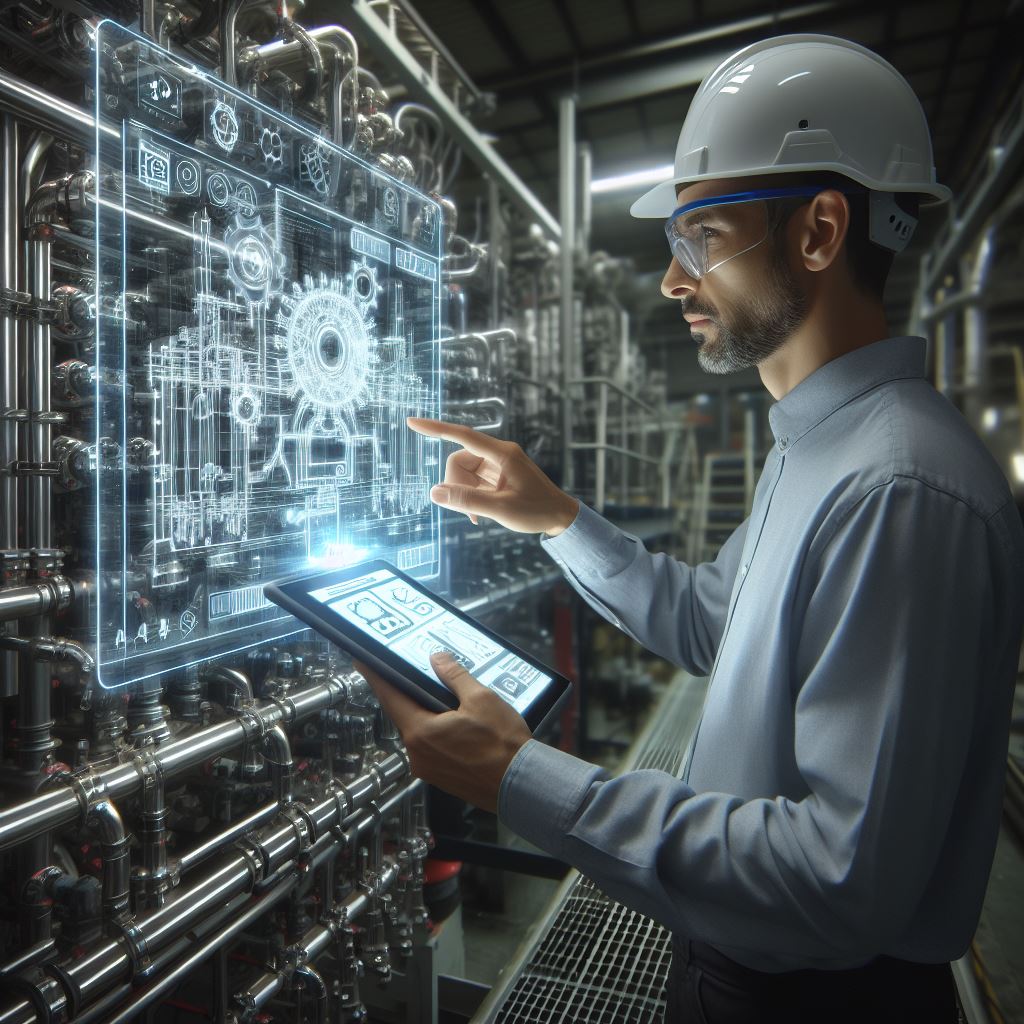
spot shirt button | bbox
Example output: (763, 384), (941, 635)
(779, 436), (788, 449)
(741, 563), (748, 575)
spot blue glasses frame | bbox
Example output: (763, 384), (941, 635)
(666, 184), (864, 222)
(664, 184), (865, 279)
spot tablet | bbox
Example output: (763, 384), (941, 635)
(264, 560), (572, 734)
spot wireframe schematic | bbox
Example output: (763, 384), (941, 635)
(91, 23), (443, 687)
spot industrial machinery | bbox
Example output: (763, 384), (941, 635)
(0, 1), (673, 1020)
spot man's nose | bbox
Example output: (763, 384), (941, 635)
(661, 256), (697, 299)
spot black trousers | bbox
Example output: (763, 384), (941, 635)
(663, 938), (960, 1023)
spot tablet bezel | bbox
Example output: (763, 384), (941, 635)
(264, 559), (572, 733)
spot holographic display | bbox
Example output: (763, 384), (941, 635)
(92, 22), (442, 687)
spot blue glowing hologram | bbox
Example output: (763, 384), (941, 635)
(92, 21), (443, 688)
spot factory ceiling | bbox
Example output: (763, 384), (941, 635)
(303, 0), (1022, 382)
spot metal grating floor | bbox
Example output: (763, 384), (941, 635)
(474, 674), (707, 1023)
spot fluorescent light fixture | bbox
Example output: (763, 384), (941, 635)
(592, 163), (674, 194)
(982, 406), (999, 431)
(1013, 453), (1024, 484)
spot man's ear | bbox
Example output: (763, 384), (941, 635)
(796, 189), (849, 274)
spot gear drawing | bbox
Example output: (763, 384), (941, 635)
(280, 273), (373, 421)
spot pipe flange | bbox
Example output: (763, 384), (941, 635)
(7, 965), (70, 1022)
(45, 766), (107, 827)
(280, 802), (316, 854)
(46, 575), (74, 612)
(328, 780), (353, 825)
(269, 695), (297, 724)
(366, 763), (388, 800)
(233, 835), (268, 885)
(126, 744), (165, 794)
(110, 916), (152, 978)
(235, 705), (266, 744)
(326, 673), (350, 708)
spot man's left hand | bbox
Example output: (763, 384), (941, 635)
(354, 652), (532, 813)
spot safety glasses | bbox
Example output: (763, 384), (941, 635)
(664, 185), (863, 280)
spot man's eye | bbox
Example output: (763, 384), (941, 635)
(702, 226), (719, 238)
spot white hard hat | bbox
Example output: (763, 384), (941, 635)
(630, 34), (952, 218)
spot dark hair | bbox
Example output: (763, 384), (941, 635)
(764, 171), (920, 300)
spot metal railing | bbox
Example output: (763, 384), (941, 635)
(568, 376), (665, 515)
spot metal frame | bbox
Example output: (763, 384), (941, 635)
(338, 0), (561, 240)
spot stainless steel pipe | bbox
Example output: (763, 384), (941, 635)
(0, 115), (18, 701)
(0, 676), (349, 853)
(0, 69), (114, 146)
(0, 766), (413, 1023)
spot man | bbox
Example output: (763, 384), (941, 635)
(359, 35), (1024, 1022)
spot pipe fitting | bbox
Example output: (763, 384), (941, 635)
(292, 962), (327, 1024)
(86, 799), (131, 924)
(0, 633), (94, 674)
(263, 723), (295, 804)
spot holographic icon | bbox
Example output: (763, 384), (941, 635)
(300, 139), (331, 196)
(381, 186), (399, 226)
(175, 158), (201, 196)
(138, 139), (171, 193)
(224, 220), (284, 302)
(210, 101), (239, 152)
(207, 171), (231, 207)
(260, 126), (284, 168)
(233, 181), (258, 220)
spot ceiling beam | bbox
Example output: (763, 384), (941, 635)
(928, 0), (971, 130)
(473, 0), (561, 129)
(621, 0), (640, 38)
(486, 17), (1003, 141)
(550, 0), (583, 56)
(476, 0), (859, 93)
(949, 9), (1024, 191)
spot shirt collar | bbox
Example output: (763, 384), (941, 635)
(767, 336), (927, 453)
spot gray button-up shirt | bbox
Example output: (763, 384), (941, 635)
(498, 336), (1024, 972)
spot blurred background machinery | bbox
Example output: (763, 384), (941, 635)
(0, 0), (1022, 1022)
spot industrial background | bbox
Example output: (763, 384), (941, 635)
(0, 0), (1021, 1021)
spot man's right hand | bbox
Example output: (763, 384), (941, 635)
(406, 417), (579, 536)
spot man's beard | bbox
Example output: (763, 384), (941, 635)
(686, 241), (809, 374)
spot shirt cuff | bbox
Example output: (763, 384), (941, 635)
(540, 501), (638, 579)
(498, 739), (608, 858)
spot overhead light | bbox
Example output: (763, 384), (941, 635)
(1013, 453), (1024, 484)
(591, 163), (674, 194)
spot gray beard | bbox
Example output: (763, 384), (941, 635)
(693, 245), (809, 374)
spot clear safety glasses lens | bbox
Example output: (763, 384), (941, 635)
(665, 198), (770, 280)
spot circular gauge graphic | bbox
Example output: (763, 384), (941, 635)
(233, 181), (258, 220)
(353, 267), (374, 301)
(210, 101), (239, 152)
(224, 221), (284, 302)
(207, 171), (231, 207)
(231, 389), (261, 426)
(175, 158), (201, 196)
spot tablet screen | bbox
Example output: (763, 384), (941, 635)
(309, 567), (555, 715)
